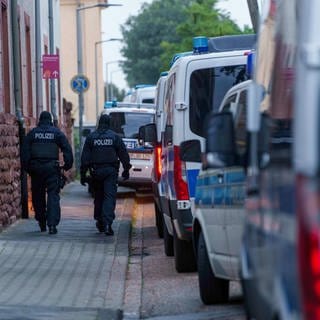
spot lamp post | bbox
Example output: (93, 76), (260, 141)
(76, 3), (121, 166)
(105, 60), (123, 101)
(95, 38), (121, 118)
(110, 69), (122, 100)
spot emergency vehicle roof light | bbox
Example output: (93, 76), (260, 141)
(135, 84), (155, 89)
(160, 71), (168, 77)
(246, 51), (255, 78)
(104, 100), (117, 109)
(193, 36), (208, 54)
(169, 51), (193, 68)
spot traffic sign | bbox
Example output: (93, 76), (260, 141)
(70, 75), (90, 93)
(42, 54), (60, 79)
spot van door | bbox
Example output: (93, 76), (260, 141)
(223, 89), (247, 279)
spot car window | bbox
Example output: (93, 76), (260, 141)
(189, 64), (248, 138)
(109, 112), (154, 139)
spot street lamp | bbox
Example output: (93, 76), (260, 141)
(95, 38), (122, 118)
(110, 69), (122, 100)
(76, 3), (122, 166)
(105, 60), (124, 101)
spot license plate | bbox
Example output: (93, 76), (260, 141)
(129, 152), (152, 160)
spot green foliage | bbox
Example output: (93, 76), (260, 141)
(105, 82), (126, 102)
(121, 0), (192, 87)
(121, 0), (253, 86)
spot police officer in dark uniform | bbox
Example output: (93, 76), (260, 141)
(80, 114), (131, 236)
(21, 111), (73, 234)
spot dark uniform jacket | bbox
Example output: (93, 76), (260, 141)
(21, 121), (73, 173)
(80, 128), (130, 176)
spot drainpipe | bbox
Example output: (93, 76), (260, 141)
(48, 0), (57, 126)
(11, 0), (28, 218)
(35, 0), (43, 116)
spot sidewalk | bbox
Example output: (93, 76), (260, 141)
(0, 182), (134, 320)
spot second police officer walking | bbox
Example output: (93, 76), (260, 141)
(21, 111), (74, 234)
(80, 114), (131, 236)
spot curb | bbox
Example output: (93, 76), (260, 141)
(122, 198), (143, 320)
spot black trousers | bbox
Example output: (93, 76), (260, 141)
(91, 167), (118, 226)
(30, 163), (61, 227)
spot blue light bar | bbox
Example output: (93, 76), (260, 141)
(193, 36), (208, 54)
(169, 51), (192, 68)
(104, 100), (117, 109)
(246, 51), (255, 78)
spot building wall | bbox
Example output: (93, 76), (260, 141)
(0, 0), (73, 228)
(60, 0), (107, 127)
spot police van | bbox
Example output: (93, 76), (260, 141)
(151, 71), (168, 238)
(101, 102), (155, 189)
(123, 84), (156, 105)
(142, 35), (255, 272)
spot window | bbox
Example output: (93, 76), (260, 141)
(109, 112), (154, 139)
(189, 64), (248, 137)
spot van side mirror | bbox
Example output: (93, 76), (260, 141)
(180, 140), (201, 162)
(138, 123), (157, 144)
(205, 111), (236, 168)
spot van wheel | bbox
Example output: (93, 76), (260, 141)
(163, 219), (174, 256)
(173, 228), (197, 273)
(197, 232), (229, 304)
(154, 203), (163, 238)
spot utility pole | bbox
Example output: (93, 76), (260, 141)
(247, 0), (260, 33)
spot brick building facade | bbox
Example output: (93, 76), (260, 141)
(0, 1), (75, 228)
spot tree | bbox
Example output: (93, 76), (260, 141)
(120, 0), (192, 87)
(104, 82), (126, 102)
(121, 0), (253, 86)
(160, 0), (250, 70)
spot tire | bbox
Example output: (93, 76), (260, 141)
(154, 203), (164, 238)
(197, 232), (229, 304)
(163, 218), (174, 256)
(173, 227), (197, 273)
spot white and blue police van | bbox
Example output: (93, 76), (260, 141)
(141, 35), (255, 273)
(123, 84), (156, 105)
(101, 102), (155, 189)
(151, 71), (168, 238)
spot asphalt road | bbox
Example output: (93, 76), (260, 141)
(126, 192), (246, 320)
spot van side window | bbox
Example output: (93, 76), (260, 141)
(234, 90), (247, 160)
(189, 64), (248, 138)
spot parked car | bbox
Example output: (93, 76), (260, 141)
(239, 1), (302, 319)
(141, 34), (255, 273)
(151, 72), (168, 238)
(180, 79), (252, 304)
(101, 102), (155, 189)
(124, 84), (157, 105)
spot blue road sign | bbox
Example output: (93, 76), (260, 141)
(71, 75), (90, 93)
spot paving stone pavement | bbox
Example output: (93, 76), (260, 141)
(0, 182), (134, 320)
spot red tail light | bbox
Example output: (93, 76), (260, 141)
(297, 174), (320, 319)
(154, 145), (162, 182)
(173, 145), (189, 200)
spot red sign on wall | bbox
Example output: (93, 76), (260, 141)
(42, 54), (60, 79)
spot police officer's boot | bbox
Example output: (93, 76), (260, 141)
(49, 226), (57, 235)
(96, 220), (105, 233)
(105, 224), (114, 236)
(39, 221), (46, 232)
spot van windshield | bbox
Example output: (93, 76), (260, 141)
(109, 112), (154, 139)
(189, 64), (248, 137)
